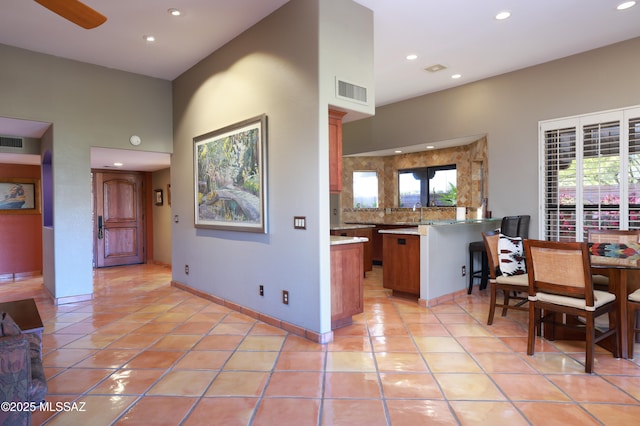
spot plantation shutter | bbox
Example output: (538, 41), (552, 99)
(627, 110), (640, 228)
(540, 106), (640, 241)
(542, 124), (577, 241)
(581, 120), (621, 240)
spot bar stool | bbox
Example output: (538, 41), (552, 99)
(468, 240), (488, 294)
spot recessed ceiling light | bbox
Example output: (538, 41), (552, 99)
(495, 10), (511, 20)
(394, 150), (403, 153)
(168, 8), (182, 16)
(406, 54), (418, 61)
(426, 145), (435, 149)
(451, 74), (462, 79)
(617, 1), (636, 10)
(143, 35), (155, 42)
(113, 162), (123, 167)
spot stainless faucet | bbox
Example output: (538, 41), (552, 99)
(413, 202), (423, 223)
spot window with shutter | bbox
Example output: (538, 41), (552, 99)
(542, 126), (577, 241)
(628, 116), (640, 229)
(540, 106), (640, 241)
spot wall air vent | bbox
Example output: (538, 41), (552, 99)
(0, 136), (23, 148)
(336, 78), (368, 105)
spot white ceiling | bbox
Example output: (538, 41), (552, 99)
(1, 0), (639, 169)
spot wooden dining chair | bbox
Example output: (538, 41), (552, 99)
(628, 288), (640, 359)
(482, 230), (528, 325)
(523, 239), (619, 373)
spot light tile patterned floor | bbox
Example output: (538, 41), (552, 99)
(1, 264), (639, 425)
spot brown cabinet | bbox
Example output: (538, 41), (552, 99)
(330, 242), (364, 329)
(382, 233), (420, 296)
(330, 227), (373, 273)
(372, 224), (415, 264)
(329, 109), (346, 193)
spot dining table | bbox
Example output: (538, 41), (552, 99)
(590, 246), (639, 360)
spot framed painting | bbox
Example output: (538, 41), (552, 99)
(0, 178), (40, 215)
(154, 189), (163, 206)
(194, 114), (268, 233)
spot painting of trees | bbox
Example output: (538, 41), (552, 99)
(194, 115), (267, 232)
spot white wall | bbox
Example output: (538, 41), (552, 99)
(0, 43), (173, 299)
(171, 0), (373, 334)
(343, 37), (640, 237)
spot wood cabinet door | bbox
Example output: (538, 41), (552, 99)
(329, 109), (346, 193)
(382, 234), (420, 295)
(94, 171), (145, 267)
(331, 243), (364, 327)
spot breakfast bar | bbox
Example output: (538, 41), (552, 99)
(379, 219), (500, 306)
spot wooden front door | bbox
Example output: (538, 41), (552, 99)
(94, 171), (145, 267)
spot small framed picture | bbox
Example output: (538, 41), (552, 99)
(0, 178), (40, 215)
(154, 189), (163, 206)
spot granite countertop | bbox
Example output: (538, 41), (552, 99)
(330, 236), (369, 245)
(378, 227), (420, 235)
(330, 224), (376, 231)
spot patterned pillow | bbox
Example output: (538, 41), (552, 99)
(498, 233), (526, 276)
(0, 312), (22, 337)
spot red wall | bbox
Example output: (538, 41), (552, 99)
(0, 164), (42, 278)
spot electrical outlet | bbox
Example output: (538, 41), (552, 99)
(259, 285), (264, 296)
(185, 265), (189, 275)
(282, 290), (289, 305)
(461, 265), (466, 277)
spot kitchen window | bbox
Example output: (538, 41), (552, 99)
(353, 171), (378, 208)
(398, 165), (457, 207)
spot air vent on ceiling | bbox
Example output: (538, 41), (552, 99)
(336, 78), (368, 104)
(0, 136), (23, 148)
(425, 64), (447, 73)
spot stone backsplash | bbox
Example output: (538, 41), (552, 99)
(341, 207), (458, 224)
(339, 137), (487, 223)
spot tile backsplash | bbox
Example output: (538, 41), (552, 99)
(339, 137), (487, 224)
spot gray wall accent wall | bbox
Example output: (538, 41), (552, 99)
(172, 0), (372, 333)
(0, 43), (173, 299)
(172, 0), (325, 332)
(152, 168), (172, 265)
(343, 37), (640, 237)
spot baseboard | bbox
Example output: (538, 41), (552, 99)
(171, 280), (334, 344)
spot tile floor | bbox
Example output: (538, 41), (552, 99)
(1, 264), (639, 425)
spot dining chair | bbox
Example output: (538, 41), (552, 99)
(468, 215), (530, 295)
(628, 288), (640, 359)
(587, 229), (640, 337)
(482, 230), (528, 325)
(523, 239), (619, 373)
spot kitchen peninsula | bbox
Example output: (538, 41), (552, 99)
(378, 219), (500, 306)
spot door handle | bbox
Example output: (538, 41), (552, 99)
(398, 238), (406, 245)
(98, 215), (103, 239)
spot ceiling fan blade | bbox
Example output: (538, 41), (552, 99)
(34, 0), (107, 29)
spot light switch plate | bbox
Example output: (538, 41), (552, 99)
(294, 216), (306, 229)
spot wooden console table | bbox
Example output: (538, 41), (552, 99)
(0, 298), (44, 338)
